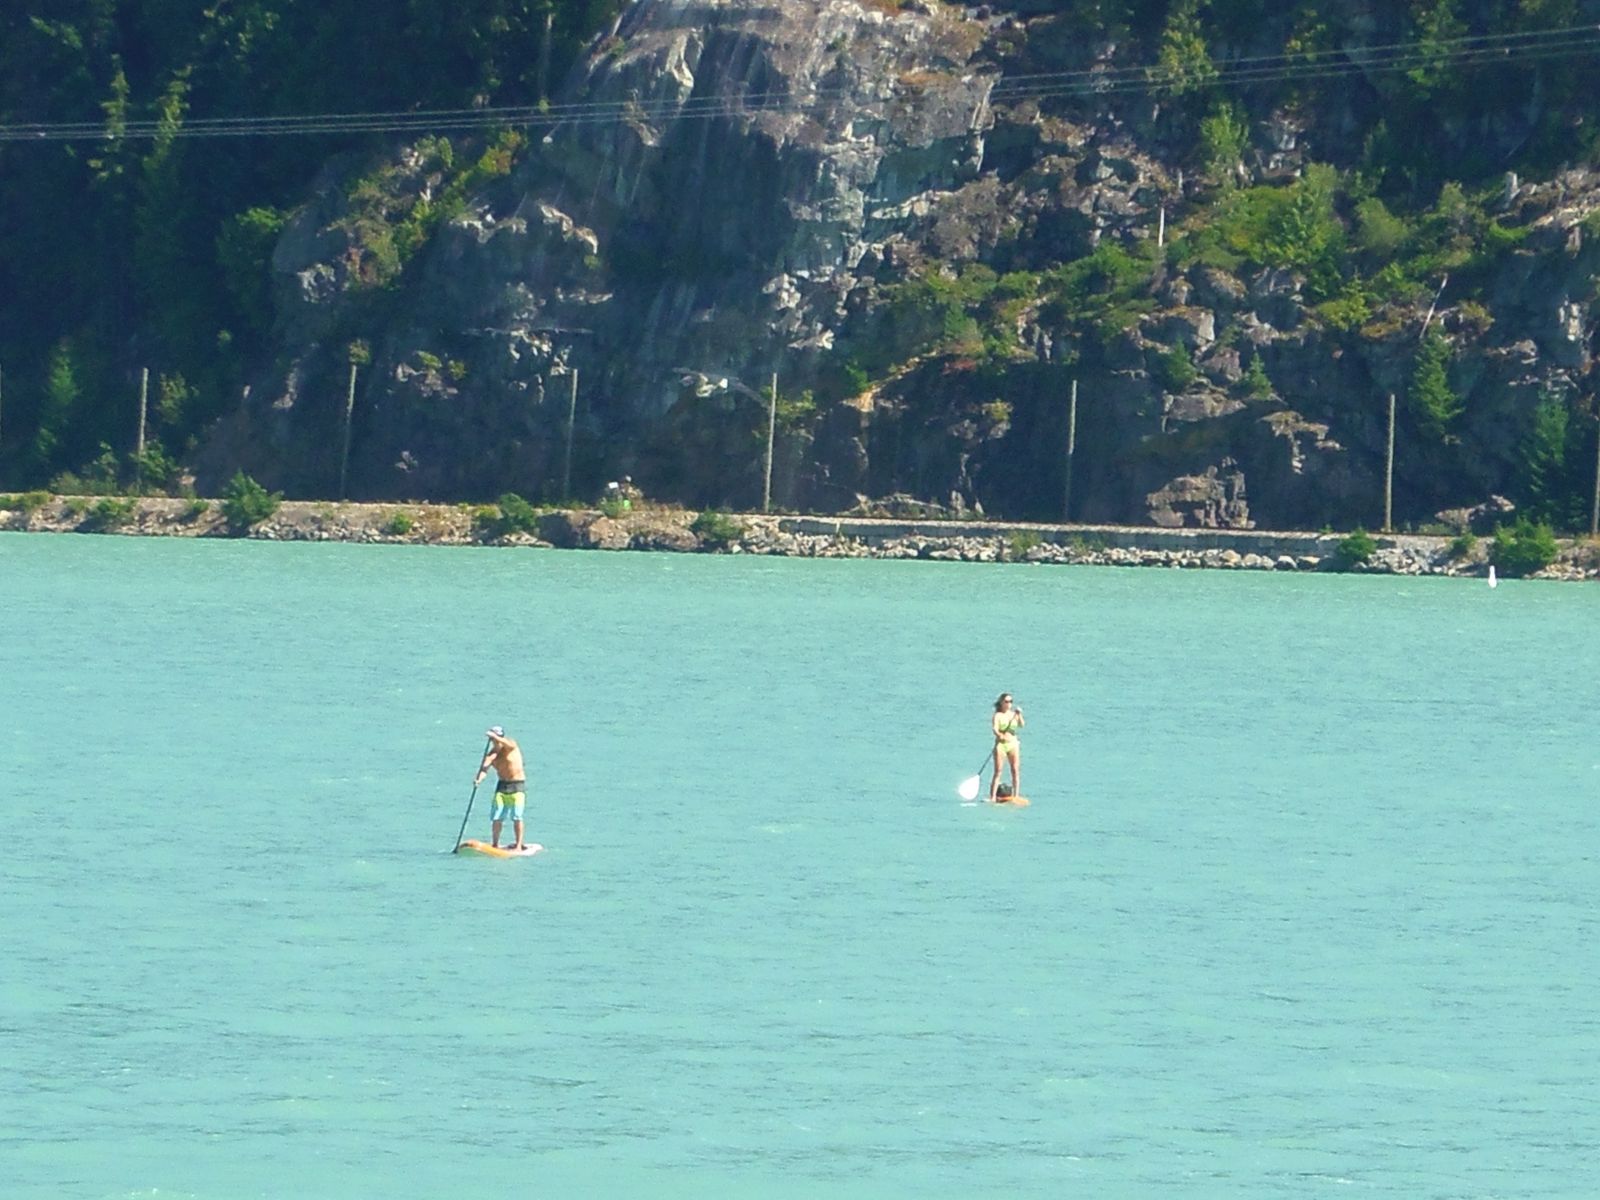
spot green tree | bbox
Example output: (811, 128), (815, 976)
(691, 509), (744, 548)
(1198, 101), (1249, 186)
(1152, 0), (1216, 96)
(1353, 197), (1409, 260)
(1042, 241), (1158, 341)
(1263, 164), (1345, 299)
(1337, 527), (1377, 568)
(477, 491), (540, 538)
(216, 207), (289, 344)
(221, 471), (282, 530)
(33, 339), (81, 475)
(87, 62), (138, 208)
(1409, 331), (1461, 439)
(155, 373), (198, 432)
(1491, 517), (1558, 577)
(1517, 391), (1585, 527)
(1241, 354), (1274, 399)
(1407, 0), (1467, 96)
(1155, 346), (1198, 393)
(134, 70), (209, 360)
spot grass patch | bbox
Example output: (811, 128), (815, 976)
(382, 510), (415, 536)
(15, 491), (53, 515)
(83, 496), (138, 531)
(691, 510), (744, 549)
(1, 492), (51, 514)
(1006, 529), (1042, 559)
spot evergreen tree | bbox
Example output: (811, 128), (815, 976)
(1407, 0), (1467, 97)
(1153, 0), (1217, 96)
(1409, 331), (1462, 439)
(33, 339), (81, 477)
(1518, 391), (1584, 528)
(1199, 100), (1249, 186)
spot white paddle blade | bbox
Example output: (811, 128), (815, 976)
(958, 775), (981, 801)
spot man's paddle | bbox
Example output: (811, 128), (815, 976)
(452, 738), (493, 852)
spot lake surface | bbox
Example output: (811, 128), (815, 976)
(3, 533), (1598, 1199)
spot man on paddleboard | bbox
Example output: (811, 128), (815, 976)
(474, 726), (529, 850)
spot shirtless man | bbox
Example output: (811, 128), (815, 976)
(474, 726), (528, 849)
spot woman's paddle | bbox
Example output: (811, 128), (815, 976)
(957, 753), (990, 802)
(451, 738), (493, 852)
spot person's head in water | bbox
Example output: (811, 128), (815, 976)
(997, 782), (1014, 799)
(994, 693), (1014, 712)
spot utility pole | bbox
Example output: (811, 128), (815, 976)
(763, 371), (778, 513)
(339, 362), (358, 500)
(563, 367), (578, 500)
(1384, 393), (1395, 533)
(537, 9), (554, 106)
(1591, 403), (1600, 536)
(135, 368), (149, 490)
(1063, 378), (1078, 522)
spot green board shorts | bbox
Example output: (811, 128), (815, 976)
(492, 782), (526, 822)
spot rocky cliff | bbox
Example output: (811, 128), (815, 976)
(194, 0), (1600, 531)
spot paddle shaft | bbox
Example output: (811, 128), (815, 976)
(452, 738), (493, 852)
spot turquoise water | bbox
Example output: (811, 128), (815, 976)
(3, 533), (1598, 1199)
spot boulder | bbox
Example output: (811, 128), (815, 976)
(1435, 495), (1517, 535)
(1144, 464), (1251, 529)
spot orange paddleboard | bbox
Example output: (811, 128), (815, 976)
(457, 839), (543, 858)
(992, 796), (1030, 807)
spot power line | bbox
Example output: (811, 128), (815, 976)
(1004, 37), (1600, 102)
(990, 22), (1600, 90)
(1, 23), (1597, 143)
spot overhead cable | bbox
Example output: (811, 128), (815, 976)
(1, 22), (1597, 142)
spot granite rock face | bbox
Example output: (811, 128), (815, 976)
(196, 0), (1600, 530)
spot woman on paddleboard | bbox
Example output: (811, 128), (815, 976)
(989, 693), (1024, 803)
